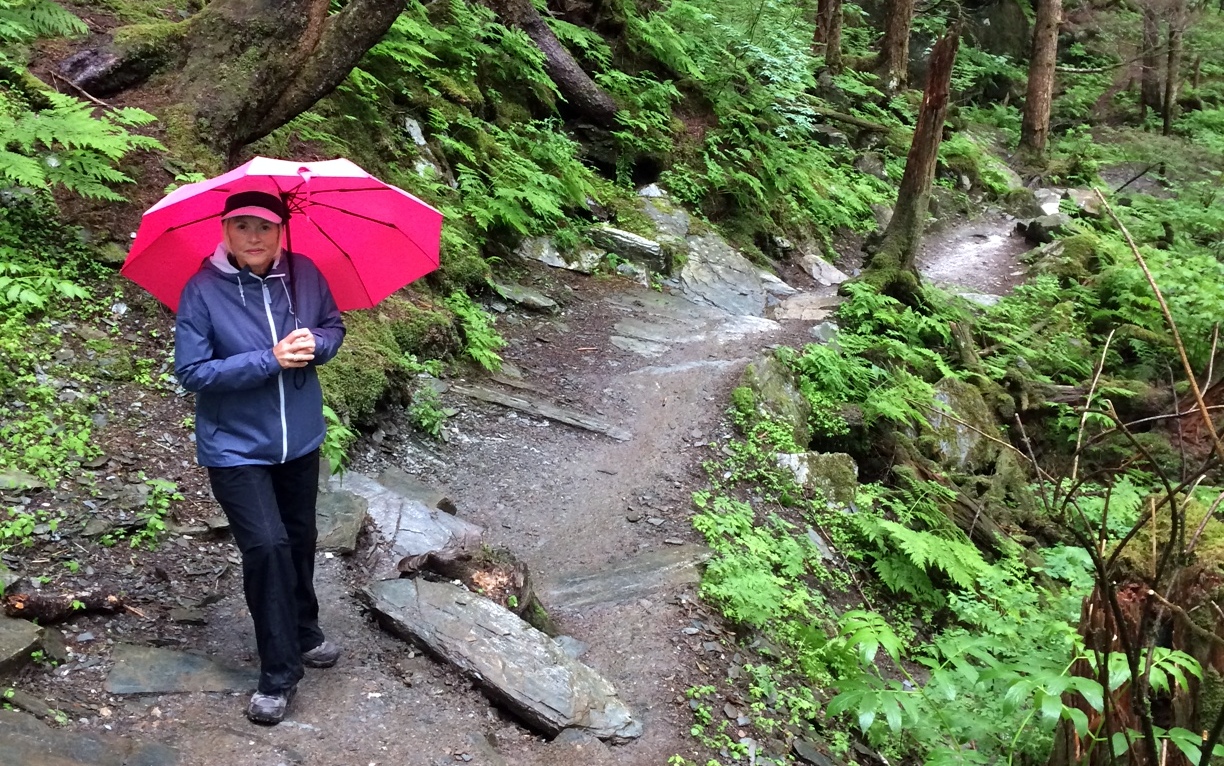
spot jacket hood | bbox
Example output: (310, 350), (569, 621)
(207, 243), (287, 280)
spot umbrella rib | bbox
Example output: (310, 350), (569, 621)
(306, 202), (440, 268)
(301, 215), (376, 308)
(305, 201), (402, 228)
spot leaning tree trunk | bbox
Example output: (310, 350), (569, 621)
(812, 0), (844, 73)
(59, 0), (406, 164)
(874, 0), (916, 91)
(1019, 0), (1062, 156)
(1162, 3), (1185, 136)
(484, 0), (618, 125)
(859, 27), (959, 301)
(1140, 5), (1162, 118)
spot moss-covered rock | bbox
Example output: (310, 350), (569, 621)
(922, 377), (1003, 473)
(775, 452), (859, 507)
(738, 351), (812, 448)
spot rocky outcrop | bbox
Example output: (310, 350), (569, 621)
(679, 234), (767, 316)
(738, 352), (811, 447)
(588, 226), (668, 273)
(776, 452), (859, 507)
(924, 378), (1002, 472)
(364, 578), (643, 742)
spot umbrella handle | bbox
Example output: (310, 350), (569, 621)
(280, 191), (299, 331)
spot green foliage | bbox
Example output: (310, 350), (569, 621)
(444, 291), (506, 372)
(129, 478), (180, 550)
(321, 404), (355, 476)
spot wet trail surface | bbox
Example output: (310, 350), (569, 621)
(2, 215), (1030, 766)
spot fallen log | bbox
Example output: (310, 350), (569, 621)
(3, 580), (123, 623)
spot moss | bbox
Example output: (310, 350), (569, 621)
(1198, 669), (1224, 732)
(318, 311), (404, 424)
(113, 20), (189, 60)
(382, 297), (461, 359)
(160, 103), (224, 176)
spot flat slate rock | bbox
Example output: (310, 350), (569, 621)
(316, 488), (368, 554)
(376, 467), (457, 514)
(541, 544), (711, 609)
(329, 471), (484, 576)
(365, 578), (643, 743)
(0, 709), (177, 766)
(104, 643), (259, 694)
(679, 234), (766, 317)
(772, 293), (841, 322)
(0, 615), (41, 674)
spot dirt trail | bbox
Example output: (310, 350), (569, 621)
(916, 212), (1030, 297)
(2, 218), (1028, 766)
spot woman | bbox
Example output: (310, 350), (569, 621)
(174, 190), (346, 725)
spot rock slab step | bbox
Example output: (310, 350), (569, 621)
(104, 643), (259, 694)
(364, 578), (643, 743)
(0, 615), (41, 674)
(316, 488), (368, 554)
(541, 543), (711, 609)
(0, 709), (177, 766)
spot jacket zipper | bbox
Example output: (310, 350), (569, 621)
(260, 279), (289, 463)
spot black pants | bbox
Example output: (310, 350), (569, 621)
(208, 449), (324, 695)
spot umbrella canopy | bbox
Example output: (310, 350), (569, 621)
(122, 157), (442, 312)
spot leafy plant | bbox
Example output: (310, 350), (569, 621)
(445, 291), (506, 372)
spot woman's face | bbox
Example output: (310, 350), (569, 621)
(224, 216), (282, 275)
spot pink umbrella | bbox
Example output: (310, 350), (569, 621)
(122, 157), (442, 312)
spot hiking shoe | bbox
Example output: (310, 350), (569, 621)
(246, 687), (294, 725)
(302, 640), (340, 668)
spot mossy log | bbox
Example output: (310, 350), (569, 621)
(57, 0), (406, 162)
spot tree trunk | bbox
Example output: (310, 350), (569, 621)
(58, 0), (406, 163)
(1019, 0), (1061, 156)
(859, 28), (960, 300)
(1162, 3), (1184, 136)
(1140, 6), (1162, 118)
(484, 0), (618, 125)
(874, 0), (916, 92)
(812, 0), (844, 73)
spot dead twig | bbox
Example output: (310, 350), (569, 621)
(49, 71), (114, 110)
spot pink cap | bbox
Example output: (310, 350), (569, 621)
(222, 206), (283, 224)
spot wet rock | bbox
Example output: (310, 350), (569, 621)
(739, 352), (811, 447)
(1033, 187), (1063, 216)
(806, 528), (836, 563)
(853, 152), (888, 181)
(328, 471), (483, 577)
(774, 293), (840, 322)
(775, 453), (859, 507)
(1016, 213), (1072, 245)
(316, 489), (368, 554)
(0, 469), (43, 492)
(168, 608), (207, 626)
(638, 183), (665, 198)
(541, 544), (711, 609)
(104, 643), (259, 694)
(641, 196), (690, 240)
(1066, 188), (1102, 217)
(377, 469), (458, 515)
(798, 253), (849, 286)
(610, 336), (669, 358)
(516, 237), (603, 275)
(679, 234), (766, 317)
(365, 579), (643, 742)
(758, 271), (798, 297)
(0, 709), (177, 766)
(793, 737), (841, 766)
(809, 321), (839, 344)
(0, 616), (41, 674)
(554, 635), (589, 659)
(1, 688), (53, 719)
(812, 125), (849, 148)
(39, 628), (68, 665)
(0, 560), (18, 592)
(925, 377), (1002, 472)
(491, 281), (558, 312)
(588, 226), (667, 273)
(871, 203), (894, 229)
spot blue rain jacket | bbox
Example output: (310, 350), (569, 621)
(175, 246), (346, 467)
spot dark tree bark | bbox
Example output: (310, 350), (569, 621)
(1140, 5), (1163, 118)
(874, 0), (916, 91)
(858, 28), (960, 300)
(1019, 0), (1061, 156)
(58, 0), (406, 163)
(484, 0), (618, 125)
(1162, 1), (1185, 136)
(812, 0), (844, 73)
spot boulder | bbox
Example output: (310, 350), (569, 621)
(328, 471), (483, 577)
(798, 253), (849, 287)
(1016, 213), (1072, 245)
(1065, 188), (1103, 217)
(491, 281), (558, 312)
(758, 271), (798, 297)
(516, 237), (603, 274)
(775, 452), (859, 507)
(679, 234), (767, 317)
(0, 616), (41, 674)
(1033, 188), (1063, 216)
(924, 378), (1002, 472)
(812, 125), (849, 148)
(641, 195), (690, 240)
(588, 226), (667, 273)
(739, 352), (811, 447)
(853, 153), (888, 181)
(773, 293), (840, 322)
(364, 578), (643, 742)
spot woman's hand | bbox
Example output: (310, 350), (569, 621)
(273, 328), (316, 369)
